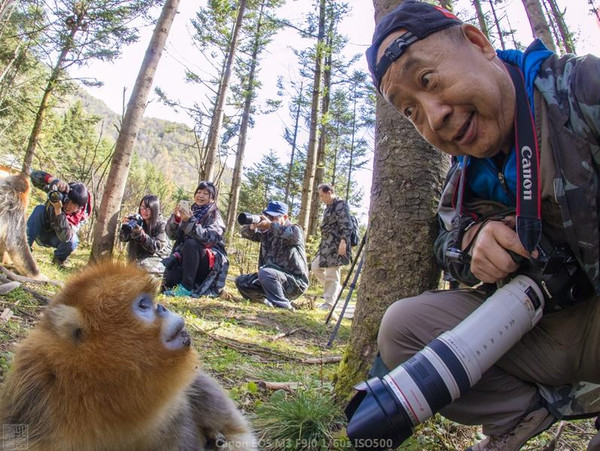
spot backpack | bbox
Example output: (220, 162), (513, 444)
(349, 214), (360, 247)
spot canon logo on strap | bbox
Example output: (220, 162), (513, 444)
(520, 145), (533, 200)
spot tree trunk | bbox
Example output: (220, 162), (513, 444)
(334, 0), (450, 400)
(202, 0), (246, 182)
(225, 1), (264, 241)
(521, 0), (556, 51)
(345, 96), (357, 200)
(90, 0), (180, 260)
(297, 0), (325, 232)
(544, 0), (575, 53)
(472, 0), (490, 40)
(308, 13), (334, 238)
(284, 82), (303, 206)
(489, 0), (506, 50)
(22, 23), (78, 175)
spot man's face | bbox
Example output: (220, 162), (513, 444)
(318, 189), (333, 205)
(378, 25), (516, 158)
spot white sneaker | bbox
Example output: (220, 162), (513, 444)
(318, 302), (333, 310)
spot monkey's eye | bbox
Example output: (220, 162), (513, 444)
(138, 296), (152, 311)
(132, 294), (155, 323)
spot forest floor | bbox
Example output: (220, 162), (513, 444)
(0, 245), (597, 450)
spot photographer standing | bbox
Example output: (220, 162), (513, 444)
(162, 181), (228, 298)
(311, 184), (352, 310)
(235, 200), (308, 310)
(118, 194), (171, 274)
(366, 1), (600, 450)
(26, 170), (91, 268)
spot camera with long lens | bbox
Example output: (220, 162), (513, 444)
(121, 213), (144, 234)
(237, 212), (262, 225)
(48, 189), (68, 204)
(344, 234), (594, 451)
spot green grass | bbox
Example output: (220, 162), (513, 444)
(1, 243), (597, 450)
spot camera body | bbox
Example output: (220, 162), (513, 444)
(162, 251), (182, 270)
(121, 214), (144, 234)
(237, 212), (262, 225)
(48, 189), (68, 204)
(516, 234), (593, 312)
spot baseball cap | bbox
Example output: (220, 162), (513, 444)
(263, 200), (288, 217)
(366, 0), (462, 92)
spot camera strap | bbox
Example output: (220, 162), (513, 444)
(506, 63), (542, 253)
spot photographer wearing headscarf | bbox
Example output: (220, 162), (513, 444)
(163, 181), (228, 298)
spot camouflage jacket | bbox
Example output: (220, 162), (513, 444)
(119, 214), (171, 262)
(317, 198), (352, 267)
(435, 42), (600, 293)
(241, 221), (309, 293)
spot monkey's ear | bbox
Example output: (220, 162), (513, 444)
(46, 304), (84, 343)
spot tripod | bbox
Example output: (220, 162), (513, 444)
(325, 232), (366, 347)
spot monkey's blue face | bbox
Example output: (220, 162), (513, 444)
(132, 294), (191, 350)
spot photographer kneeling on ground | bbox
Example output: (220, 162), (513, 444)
(26, 170), (91, 268)
(235, 200), (308, 311)
(119, 194), (171, 274)
(163, 181), (228, 298)
(366, 1), (600, 450)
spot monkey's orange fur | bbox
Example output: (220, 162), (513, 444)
(0, 174), (40, 277)
(0, 261), (256, 450)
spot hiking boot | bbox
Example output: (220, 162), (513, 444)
(164, 284), (193, 297)
(52, 256), (69, 269)
(467, 407), (555, 451)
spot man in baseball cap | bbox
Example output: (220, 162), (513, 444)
(235, 200), (308, 311)
(363, 1), (600, 450)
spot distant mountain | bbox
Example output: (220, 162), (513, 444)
(72, 87), (204, 192)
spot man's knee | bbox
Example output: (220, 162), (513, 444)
(378, 296), (433, 369)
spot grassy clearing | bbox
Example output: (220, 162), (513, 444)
(0, 244), (597, 450)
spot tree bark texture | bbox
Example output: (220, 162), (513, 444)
(521, 0), (556, 51)
(90, 0), (180, 260)
(334, 0), (450, 400)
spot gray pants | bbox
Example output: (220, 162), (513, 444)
(235, 267), (300, 308)
(377, 288), (600, 436)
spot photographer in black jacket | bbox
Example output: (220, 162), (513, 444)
(119, 194), (171, 274)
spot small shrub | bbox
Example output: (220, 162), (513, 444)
(255, 386), (345, 450)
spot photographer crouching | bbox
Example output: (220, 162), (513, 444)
(346, 2), (600, 450)
(118, 194), (171, 274)
(26, 170), (91, 268)
(235, 201), (308, 311)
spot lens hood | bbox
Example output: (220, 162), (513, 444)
(345, 377), (412, 451)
